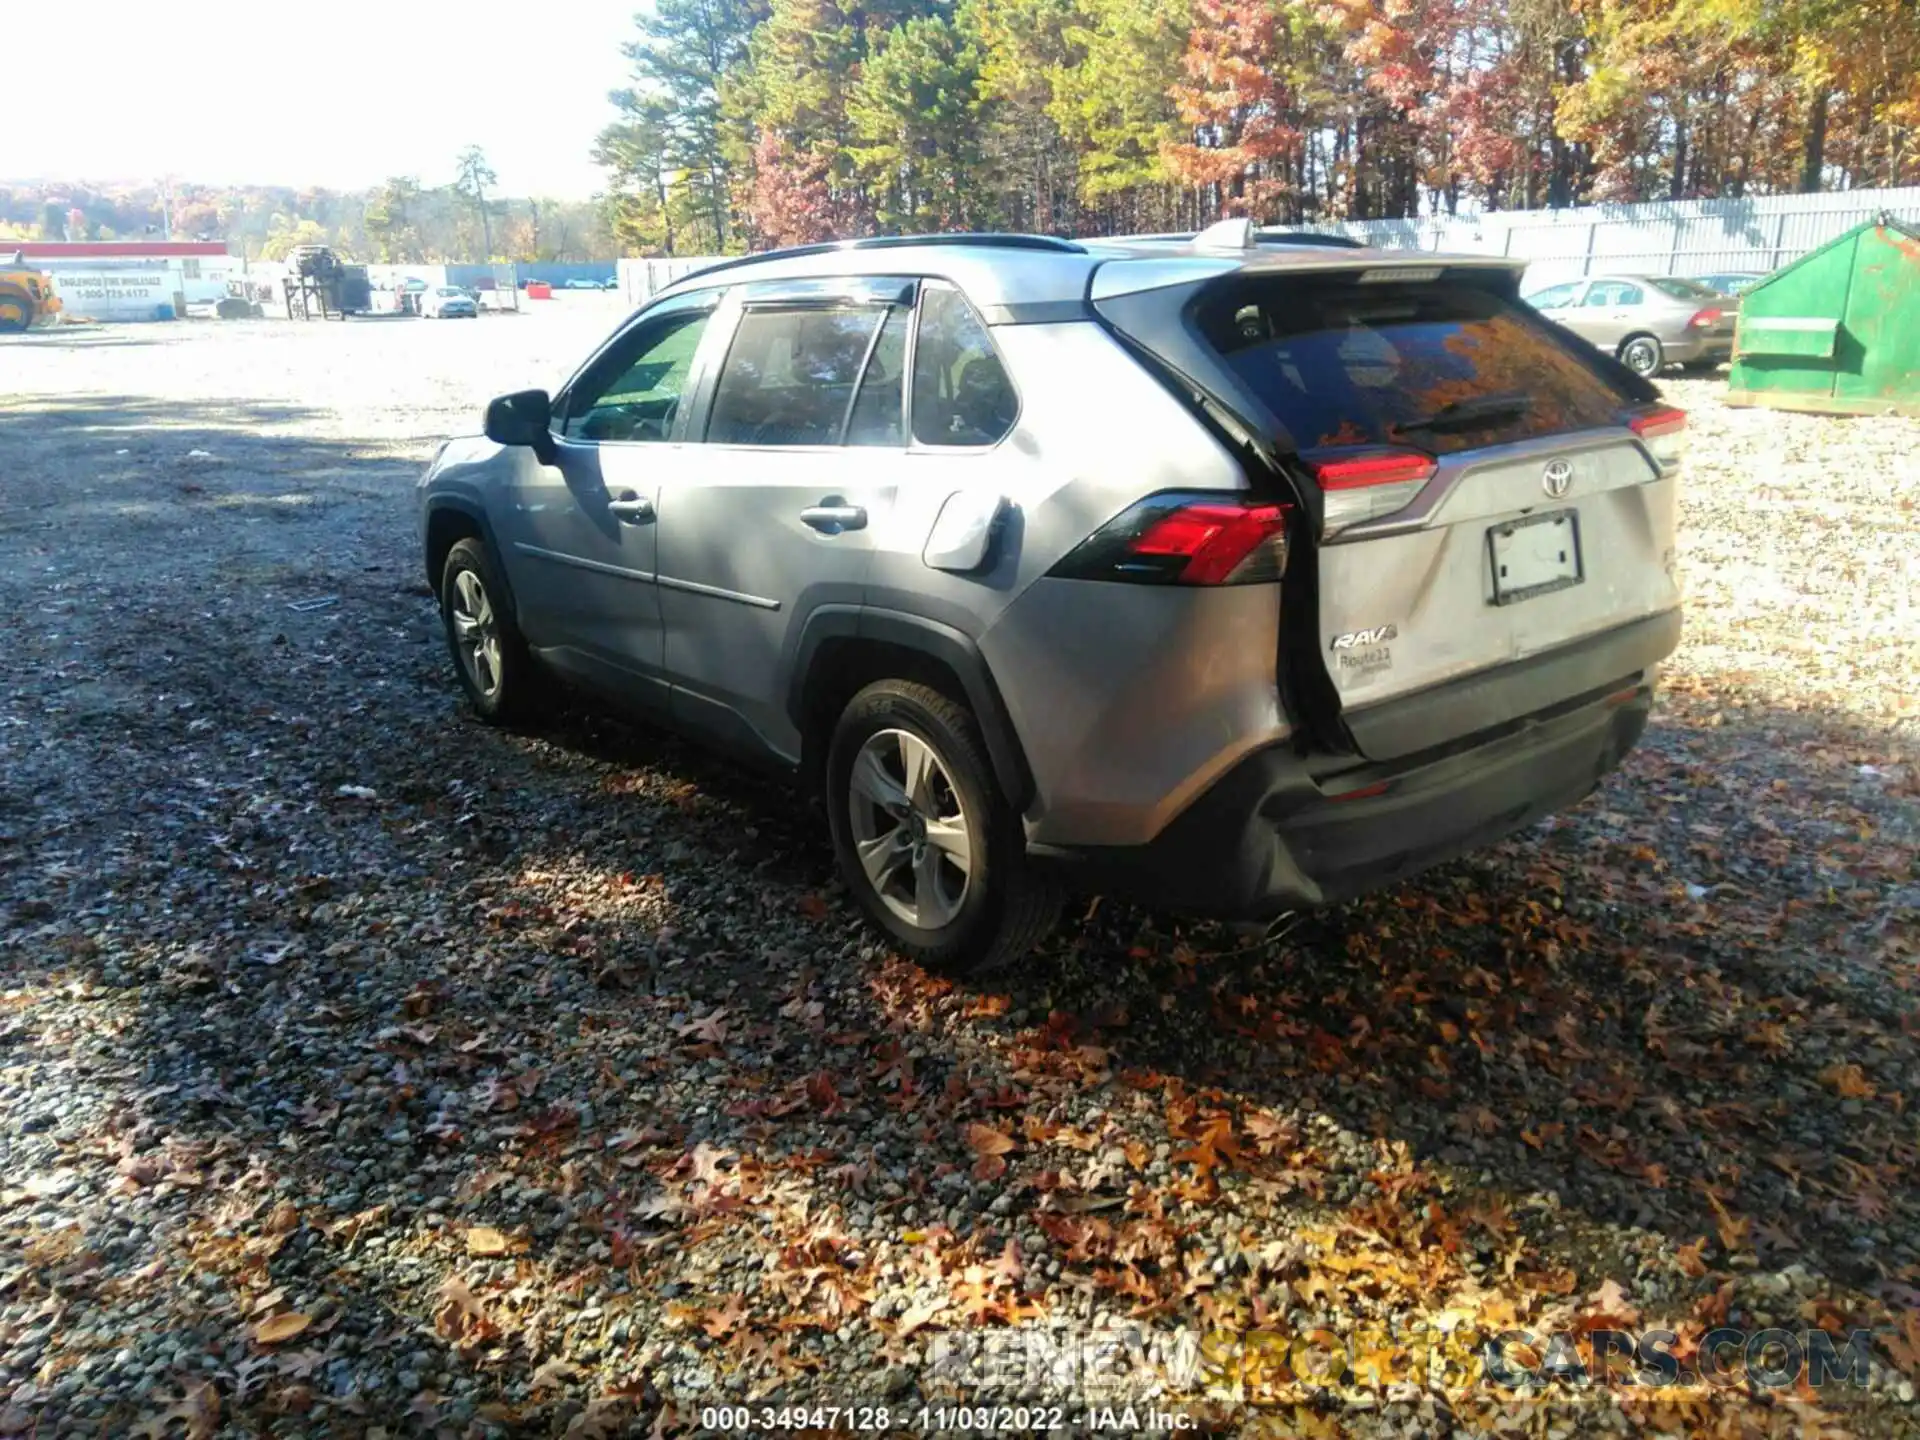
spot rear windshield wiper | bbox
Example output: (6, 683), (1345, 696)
(1393, 390), (1532, 435)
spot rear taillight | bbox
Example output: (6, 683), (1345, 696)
(1628, 404), (1687, 468)
(1686, 308), (1723, 328)
(1049, 493), (1290, 585)
(1303, 447), (1437, 537)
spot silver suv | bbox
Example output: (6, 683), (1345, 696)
(418, 224), (1684, 971)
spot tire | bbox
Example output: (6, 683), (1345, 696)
(439, 537), (540, 724)
(0, 296), (31, 333)
(826, 680), (1060, 975)
(1619, 334), (1664, 377)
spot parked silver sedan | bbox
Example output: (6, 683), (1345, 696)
(1522, 274), (1737, 376)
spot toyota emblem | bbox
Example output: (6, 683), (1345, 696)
(1542, 459), (1574, 498)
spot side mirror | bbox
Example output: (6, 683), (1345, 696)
(484, 389), (555, 461)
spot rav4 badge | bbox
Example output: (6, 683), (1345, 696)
(1330, 624), (1398, 650)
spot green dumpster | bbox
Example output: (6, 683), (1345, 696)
(1725, 216), (1920, 418)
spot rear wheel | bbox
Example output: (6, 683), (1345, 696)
(439, 537), (539, 724)
(0, 294), (32, 333)
(827, 680), (1059, 975)
(1619, 334), (1664, 377)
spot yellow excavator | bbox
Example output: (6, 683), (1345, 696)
(0, 250), (62, 331)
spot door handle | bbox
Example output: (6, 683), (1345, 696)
(607, 492), (654, 524)
(800, 504), (867, 533)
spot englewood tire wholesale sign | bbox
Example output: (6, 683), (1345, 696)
(50, 264), (180, 321)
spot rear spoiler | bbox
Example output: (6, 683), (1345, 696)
(1089, 247), (1529, 302)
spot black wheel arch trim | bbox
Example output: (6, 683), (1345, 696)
(422, 495), (518, 620)
(789, 606), (1035, 812)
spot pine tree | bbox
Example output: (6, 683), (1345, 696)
(600, 0), (765, 253)
(850, 13), (989, 230)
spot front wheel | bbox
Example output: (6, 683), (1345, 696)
(826, 681), (1060, 975)
(439, 537), (540, 724)
(1619, 334), (1664, 377)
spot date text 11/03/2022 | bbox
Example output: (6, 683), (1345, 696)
(697, 1405), (1198, 1432)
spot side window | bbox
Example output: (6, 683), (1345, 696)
(1585, 281), (1642, 308)
(911, 282), (1017, 447)
(1526, 282), (1580, 309)
(561, 306), (713, 442)
(707, 306), (883, 446)
(845, 306), (909, 446)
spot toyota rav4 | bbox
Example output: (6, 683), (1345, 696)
(417, 223), (1684, 972)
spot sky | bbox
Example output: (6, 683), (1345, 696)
(0, 0), (638, 199)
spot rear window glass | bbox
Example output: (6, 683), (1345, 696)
(1646, 276), (1723, 301)
(1201, 279), (1635, 455)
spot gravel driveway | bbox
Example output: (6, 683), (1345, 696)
(1, 313), (1916, 1439)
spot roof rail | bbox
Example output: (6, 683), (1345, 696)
(1099, 227), (1365, 251)
(660, 232), (1086, 289)
(842, 233), (1084, 254)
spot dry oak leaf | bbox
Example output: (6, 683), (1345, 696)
(674, 1008), (730, 1045)
(436, 1274), (494, 1343)
(1582, 1277), (1642, 1329)
(702, 1293), (749, 1340)
(254, 1311), (312, 1345)
(964, 1124), (1016, 1157)
(892, 1296), (950, 1340)
(131, 1382), (222, 1440)
(1819, 1063), (1876, 1099)
(264, 1201), (301, 1235)
(531, 1356), (584, 1392)
(466, 1226), (512, 1257)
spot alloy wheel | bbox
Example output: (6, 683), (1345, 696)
(448, 570), (504, 701)
(846, 728), (973, 929)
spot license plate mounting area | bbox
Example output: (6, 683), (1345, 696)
(1488, 509), (1582, 605)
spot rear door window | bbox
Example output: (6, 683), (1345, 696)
(845, 306), (909, 446)
(1585, 281), (1642, 306)
(707, 305), (884, 447)
(1199, 277), (1637, 457)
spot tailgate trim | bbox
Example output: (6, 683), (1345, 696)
(1341, 608), (1680, 760)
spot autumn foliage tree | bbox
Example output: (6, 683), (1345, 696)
(588, 0), (1920, 253)
(1162, 0), (1300, 218)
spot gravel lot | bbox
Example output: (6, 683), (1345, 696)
(1, 307), (1916, 1439)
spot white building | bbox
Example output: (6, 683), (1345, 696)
(18, 241), (234, 320)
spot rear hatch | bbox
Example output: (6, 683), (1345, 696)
(1093, 256), (1684, 762)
